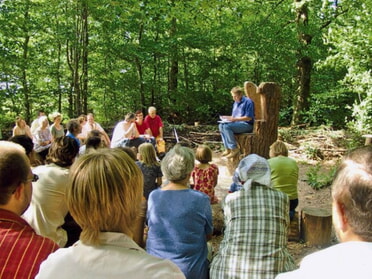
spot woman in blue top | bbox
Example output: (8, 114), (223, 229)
(146, 144), (213, 279)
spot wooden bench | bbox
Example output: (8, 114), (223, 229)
(227, 81), (281, 174)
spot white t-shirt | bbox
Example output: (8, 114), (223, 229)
(36, 232), (185, 279)
(23, 163), (69, 247)
(276, 241), (372, 279)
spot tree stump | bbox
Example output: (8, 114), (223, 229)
(362, 134), (372, 145)
(300, 207), (332, 247)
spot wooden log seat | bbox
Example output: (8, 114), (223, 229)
(300, 207), (332, 247)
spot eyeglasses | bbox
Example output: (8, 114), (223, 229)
(26, 174), (39, 183)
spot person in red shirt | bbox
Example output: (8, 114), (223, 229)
(0, 141), (58, 279)
(144, 106), (164, 139)
(135, 110), (153, 136)
(144, 106), (165, 153)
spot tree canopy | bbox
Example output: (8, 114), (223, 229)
(0, 0), (370, 132)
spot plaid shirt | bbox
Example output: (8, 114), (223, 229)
(0, 209), (58, 279)
(210, 183), (296, 279)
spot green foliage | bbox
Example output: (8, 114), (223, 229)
(0, 0), (370, 129)
(306, 163), (339, 190)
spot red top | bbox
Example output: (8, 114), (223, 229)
(135, 121), (150, 135)
(144, 115), (163, 138)
(0, 209), (59, 279)
(191, 163), (219, 204)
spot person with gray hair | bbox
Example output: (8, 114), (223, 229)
(146, 144), (213, 279)
(276, 145), (372, 279)
(210, 154), (295, 279)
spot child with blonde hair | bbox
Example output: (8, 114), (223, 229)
(136, 143), (162, 200)
(191, 144), (219, 204)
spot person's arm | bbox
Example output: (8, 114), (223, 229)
(145, 128), (153, 136)
(123, 123), (137, 138)
(228, 115), (252, 122)
(158, 126), (164, 138)
(25, 125), (33, 139)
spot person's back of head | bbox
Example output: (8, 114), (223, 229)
(67, 148), (143, 245)
(332, 145), (372, 242)
(0, 141), (29, 208)
(235, 154), (272, 190)
(195, 144), (212, 164)
(269, 140), (288, 157)
(115, 147), (137, 161)
(9, 135), (33, 157)
(46, 136), (79, 167)
(66, 119), (80, 135)
(161, 144), (194, 182)
(138, 143), (158, 166)
(85, 136), (104, 151)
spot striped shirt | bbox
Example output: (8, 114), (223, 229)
(210, 183), (296, 279)
(0, 209), (58, 279)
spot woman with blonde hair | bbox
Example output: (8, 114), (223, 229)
(12, 116), (33, 139)
(36, 148), (185, 279)
(268, 140), (299, 220)
(49, 112), (64, 141)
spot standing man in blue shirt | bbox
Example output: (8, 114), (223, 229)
(219, 86), (255, 158)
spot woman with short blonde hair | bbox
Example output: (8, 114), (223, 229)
(269, 140), (289, 157)
(68, 149), (142, 244)
(37, 148), (185, 278)
(268, 140), (298, 220)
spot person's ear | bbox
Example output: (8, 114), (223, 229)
(332, 200), (348, 232)
(12, 183), (25, 200)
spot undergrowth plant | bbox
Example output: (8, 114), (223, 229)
(306, 162), (339, 190)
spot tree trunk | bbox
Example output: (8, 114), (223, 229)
(81, 0), (88, 115)
(21, 2), (31, 121)
(291, 0), (313, 126)
(168, 17), (178, 103)
(292, 56), (312, 125)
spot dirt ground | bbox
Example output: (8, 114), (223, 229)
(208, 129), (347, 265)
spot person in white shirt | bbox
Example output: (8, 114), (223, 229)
(23, 136), (79, 247)
(36, 148), (185, 279)
(111, 113), (146, 149)
(276, 145), (372, 279)
(81, 113), (110, 146)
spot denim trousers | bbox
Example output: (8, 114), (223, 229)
(218, 121), (253, 149)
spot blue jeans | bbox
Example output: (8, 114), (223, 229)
(218, 122), (253, 149)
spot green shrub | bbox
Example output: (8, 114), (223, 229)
(306, 163), (339, 190)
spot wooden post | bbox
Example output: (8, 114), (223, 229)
(362, 134), (372, 145)
(300, 207), (332, 247)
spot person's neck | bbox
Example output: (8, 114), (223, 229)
(162, 176), (190, 191)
